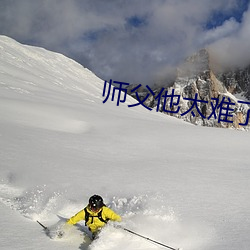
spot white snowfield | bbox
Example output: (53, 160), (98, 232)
(0, 35), (249, 250)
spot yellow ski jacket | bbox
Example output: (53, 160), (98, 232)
(67, 206), (121, 233)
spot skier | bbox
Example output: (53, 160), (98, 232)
(66, 194), (121, 239)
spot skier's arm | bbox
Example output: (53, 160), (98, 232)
(67, 209), (85, 225)
(104, 207), (122, 222)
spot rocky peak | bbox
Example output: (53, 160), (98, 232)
(177, 48), (210, 78)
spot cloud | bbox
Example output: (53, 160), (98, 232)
(0, 0), (249, 85)
(209, 4), (250, 69)
(200, 18), (240, 45)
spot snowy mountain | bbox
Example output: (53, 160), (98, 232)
(0, 36), (250, 250)
(128, 49), (250, 130)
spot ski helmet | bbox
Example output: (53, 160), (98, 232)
(89, 195), (104, 210)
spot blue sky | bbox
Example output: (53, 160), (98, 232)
(206, 0), (249, 28)
(0, 0), (249, 85)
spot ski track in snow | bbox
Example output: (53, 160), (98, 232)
(0, 99), (91, 134)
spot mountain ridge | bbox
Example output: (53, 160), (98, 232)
(127, 48), (250, 130)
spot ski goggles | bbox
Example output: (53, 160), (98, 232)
(89, 205), (101, 212)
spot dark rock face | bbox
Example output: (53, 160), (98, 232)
(218, 66), (250, 99)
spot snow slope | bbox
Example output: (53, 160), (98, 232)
(0, 35), (250, 250)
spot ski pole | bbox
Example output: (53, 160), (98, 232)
(37, 220), (48, 231)
(122, 227), (180, 250)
